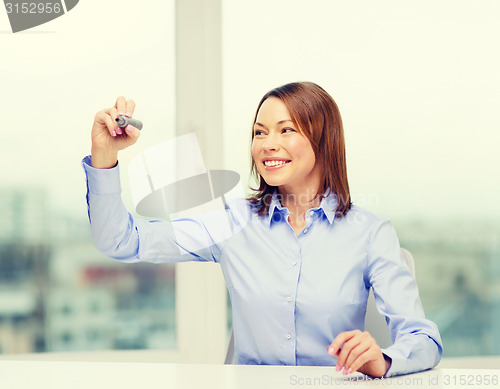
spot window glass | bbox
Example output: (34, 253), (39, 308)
(0, 1), (176, 354)
(222, 0), (500, 357)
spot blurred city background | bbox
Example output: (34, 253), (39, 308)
(1, 188), (499, 355)
(0, 189), (176, 354)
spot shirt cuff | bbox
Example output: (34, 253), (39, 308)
(82, 155), (122, 195)
(381, 336), (441, 378)
(381, 351), (421, 378)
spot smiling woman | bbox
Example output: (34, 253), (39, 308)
(249, 82), (350, 223)
(252, 98), (319, 195)
(83, 81), (442, 378)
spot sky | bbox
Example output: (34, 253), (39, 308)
(1, 0), (499, 222)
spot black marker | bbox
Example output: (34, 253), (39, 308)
(116, 116), (143, 131)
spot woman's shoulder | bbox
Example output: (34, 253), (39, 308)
(337, 203), (391, 229)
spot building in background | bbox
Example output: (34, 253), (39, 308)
(397, 219), (500, 355)
(0, 187), (176, 354)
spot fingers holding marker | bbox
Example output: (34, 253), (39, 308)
(116, 115), (143, 131)
(108, 107), (120, 135)
(94, 110), (117, 137)
(91, 97), (143, 164)
(115, 115), (142, 146)
(112, 96), (141, 135)
(107, 97), (143, 147)
(124, 124), (141, 142)
(114, 96), (136, 117)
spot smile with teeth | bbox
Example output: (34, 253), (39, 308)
(264, 160), (291, 167)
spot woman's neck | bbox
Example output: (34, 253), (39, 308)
(278, 185), (322, 227)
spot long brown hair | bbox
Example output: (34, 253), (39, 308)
(248, 81), (351, 218)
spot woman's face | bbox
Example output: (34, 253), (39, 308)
(251, 97), (321, 194)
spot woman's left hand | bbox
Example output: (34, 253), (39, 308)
(327, 330), (391, 377)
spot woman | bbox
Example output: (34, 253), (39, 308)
(83, 82), (442, 377)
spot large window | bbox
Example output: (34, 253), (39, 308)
(0, 1), (177, 355)
(1, 0), (499, 361)
(222, 0), (500, 357)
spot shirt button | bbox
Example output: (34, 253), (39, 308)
(309, 211), (314, 216)
(286, 333), (292, 340)
(303, 228), (308, 234)
(287, 296), (292, 302)
(292, 261), (297, 266)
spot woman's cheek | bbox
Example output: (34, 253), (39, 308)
(251, 143), (260, 162)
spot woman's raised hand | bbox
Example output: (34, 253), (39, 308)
(327, 330), (391, 378)
(91, 96), (141, 168)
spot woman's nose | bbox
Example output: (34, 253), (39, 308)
(262, 134), (280, 152)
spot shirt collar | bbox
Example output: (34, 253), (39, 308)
(266, 190), (339, 226)
(265, 191), (287, 225)
(317, 192), (339, 224)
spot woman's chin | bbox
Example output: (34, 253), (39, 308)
(261, 177), (284, 187)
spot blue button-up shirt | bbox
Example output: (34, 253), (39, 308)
(83, 156), (442, 376)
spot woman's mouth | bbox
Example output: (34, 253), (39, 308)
(263, 160), (291, 170)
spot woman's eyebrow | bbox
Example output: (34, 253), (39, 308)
(254, 119), (293, 129)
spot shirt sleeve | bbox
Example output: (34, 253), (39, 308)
(82, 155), (227, 264)
(365, 219), (443, 377)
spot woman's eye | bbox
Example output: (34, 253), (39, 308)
(254, 130), (264, 136)
(283, 127), (296, 133)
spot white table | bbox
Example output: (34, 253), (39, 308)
(0, 359), (499, 389)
